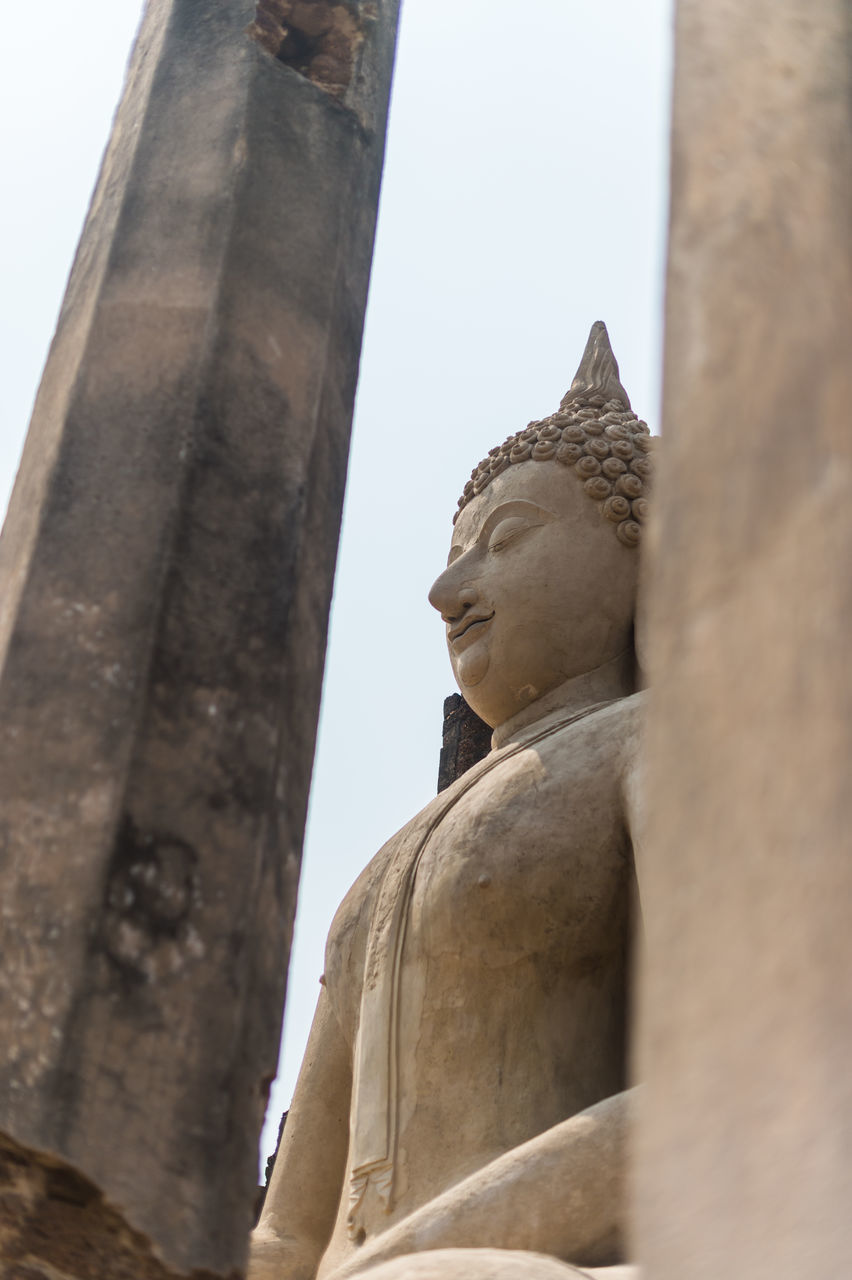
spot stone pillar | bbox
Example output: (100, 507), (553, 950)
(638, 3), (852, 1277)
(0, 1), (399, 1276)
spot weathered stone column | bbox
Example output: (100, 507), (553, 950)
(0, 2), (398, 1276)
(638, 3), (852, 1277)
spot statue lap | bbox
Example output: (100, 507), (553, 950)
(351, 1249), (639, 1280)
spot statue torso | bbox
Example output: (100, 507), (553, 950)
(318, 693), (642, 1277)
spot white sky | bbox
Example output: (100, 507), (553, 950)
(0, 1), (673, 1169)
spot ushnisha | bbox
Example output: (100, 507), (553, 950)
(457, 320), (654, 548)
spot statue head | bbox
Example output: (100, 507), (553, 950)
(429, 323), (655, 729)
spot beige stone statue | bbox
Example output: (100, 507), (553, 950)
(249, 323), (653, 1280)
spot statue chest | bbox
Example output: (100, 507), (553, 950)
(326, 719), (634, 1041)
(390, 732), (632, 1192)
(405, 733), (630, 967)
(324, 711), (636, 1232)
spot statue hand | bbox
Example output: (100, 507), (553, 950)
(328, 1089), (635, 1278)
(247, 1222), (321, 1280)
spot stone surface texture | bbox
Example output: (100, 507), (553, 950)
(0, 0), (399, 1276)
(637, 3), (852, 1278)
(250, 331), (649, 1280)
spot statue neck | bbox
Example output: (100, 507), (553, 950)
(491, 649), (635, 750)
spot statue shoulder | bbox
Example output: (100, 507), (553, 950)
(609, 689), (647, 835)
(322, 795), (445, 1035)
(590, 688), (646, 784)
(543, 689), (647, 775)
(323, 844), (389, 1023)
(611, 687), (647, 752)
(325, 851), (385, 969)
(561, 690), (647, 816)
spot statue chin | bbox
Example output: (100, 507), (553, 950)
(454, 646), (489, 688)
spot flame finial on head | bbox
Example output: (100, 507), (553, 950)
(455, 321), (653, 546)
(561, 320), (631, 412)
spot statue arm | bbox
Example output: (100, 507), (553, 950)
(326, 1088), (635, 1277)
(249, 988), (352, 1280)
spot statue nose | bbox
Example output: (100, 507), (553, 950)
(428, 569), (479, 623)
(446, 586), (478, 624)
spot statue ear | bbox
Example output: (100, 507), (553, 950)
(438, 694), (492, 792)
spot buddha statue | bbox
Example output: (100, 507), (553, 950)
(249, 322), (653, 1280)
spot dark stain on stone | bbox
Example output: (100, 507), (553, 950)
(248, 0), (366, 99)
(45, 1163), (99, 1208)
(99, 816), (200, 984)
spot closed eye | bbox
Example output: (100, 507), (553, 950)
(487, 516), (540, 552)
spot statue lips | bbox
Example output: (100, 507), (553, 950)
(449, 611), (494, 653)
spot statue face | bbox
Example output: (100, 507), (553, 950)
(429, 461), (638, 728)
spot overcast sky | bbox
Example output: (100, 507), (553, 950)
(0, 1), (673, 1166)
